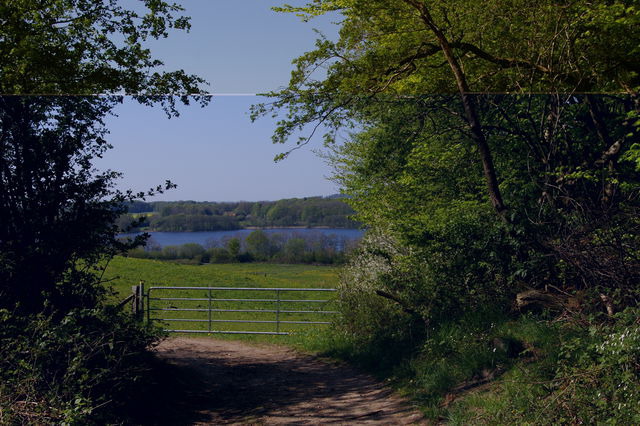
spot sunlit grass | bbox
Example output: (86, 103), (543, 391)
(103, 256), (341, 341)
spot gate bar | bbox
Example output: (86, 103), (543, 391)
(150, 297), (330, 303)
(146, 286), (337, 335)
(150, 307), (338, 314)
(158, 318), (332, 324)
(148, 286), (336, 291)
(166, 329), (290, 335)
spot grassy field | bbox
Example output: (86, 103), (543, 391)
(103, 256), (341, 339)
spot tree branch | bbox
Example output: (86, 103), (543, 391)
(456, 42), (553, 75)
(375, 289), (421, 318)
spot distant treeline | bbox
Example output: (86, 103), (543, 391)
(125, 229), (358, 265)
(117, 196), (358, 232)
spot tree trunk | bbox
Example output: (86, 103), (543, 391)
(403, 0), (508, 219)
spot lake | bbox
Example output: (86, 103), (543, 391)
(120, 228), (365, 249)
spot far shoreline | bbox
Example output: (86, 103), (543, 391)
(241, 226), (360, 230)
(130, 226), (363, 233)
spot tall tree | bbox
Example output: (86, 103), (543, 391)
(0, 3), (208, 422)
(0, 96), (172, 314)
(255, 0), (639, 217)
(0, 1), (210, 310)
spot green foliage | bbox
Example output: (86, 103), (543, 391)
(207, 247), (233, 263)
(336, 230), (415, 346)
(0, 0), (207, 96)
(256, 0), (640, 159)
(622, 142), (640, 172)
(177, 243), (205, 259)
(118, 197), (359, 232)
(318, 302), (567, 421)
(270, 0), (639, 94)
(260, 1), (640, 314)
(283, 237), (307, 263)
(245, 229), (272, 260)
(443, 311), (640, 425)
(0, 96), (172, 423)
(149, 213), (240, 232)
(0, 307), (160, 424)
(0, 97), (137, 314)
(257, 1), (640, 422)
(335, 95), (640, 302)
(226, 237), (241, 259)
(0, 0), (209, 421)
(543, 310), (640, 424)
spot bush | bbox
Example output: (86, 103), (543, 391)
(446, 310), (640, 425)
(161, 245), (179, 260)
(0, 307), (161, 424)
(542, 309), (640, 424)
(207, 247), (232, 263)
(337, 225), (512, 342)
(337, 230), (414, 343)
(177, 243), (205, 259)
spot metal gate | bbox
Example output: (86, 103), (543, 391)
(146, 286), (338, 335)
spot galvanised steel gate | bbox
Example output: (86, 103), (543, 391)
(146, 286), (338, 335)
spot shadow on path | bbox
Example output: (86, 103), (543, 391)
(138, 337), (424, 425)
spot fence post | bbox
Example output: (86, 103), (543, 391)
(276, 289), (281, 334)
(146, 285), (151, 325)
(131, 285), (138, 316)
(138, 280), (145, 320)
(208, 288), (212, 333)
(131, 281), (145, 320)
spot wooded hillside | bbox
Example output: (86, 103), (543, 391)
(118, 197), (359, 231)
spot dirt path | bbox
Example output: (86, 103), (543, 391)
(147, 337), (425, 425)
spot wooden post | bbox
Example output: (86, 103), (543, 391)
(138, 280), (145, 320)
(131, 285), (139, 316)
(131, 280), (145, 320)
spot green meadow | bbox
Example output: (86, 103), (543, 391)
(103, 256), (341, 338)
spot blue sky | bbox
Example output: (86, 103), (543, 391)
(100, 1), (343, 201)
(144, 0), (340, 94)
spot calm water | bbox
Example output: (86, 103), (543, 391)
(120, 228), (364, 249)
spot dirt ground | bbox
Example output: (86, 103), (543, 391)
(145, 337), (426, 425)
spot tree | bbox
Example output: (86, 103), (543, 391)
(1, 97), (115, 313)
(0, 0), (211, 311)
(0, 95), (173, 422)
(1, 0), (207, 96)
(178, 243), (206, 260)
(283, 237), (307, 263)
(254, 3), (640, 419)
(245, 230), (272, 261)
(270, 0), (639, 94)
(0, 96), (180, 314)
(331, 94), (640, 317)
(226, 237), (241, 260)
(255, 0), (639, 219)
(256, 1), (639, 288)
(0, 2), (208, 420)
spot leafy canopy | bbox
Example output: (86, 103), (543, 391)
(254, 0), (639, 156)
(0, 0), (207, 96)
